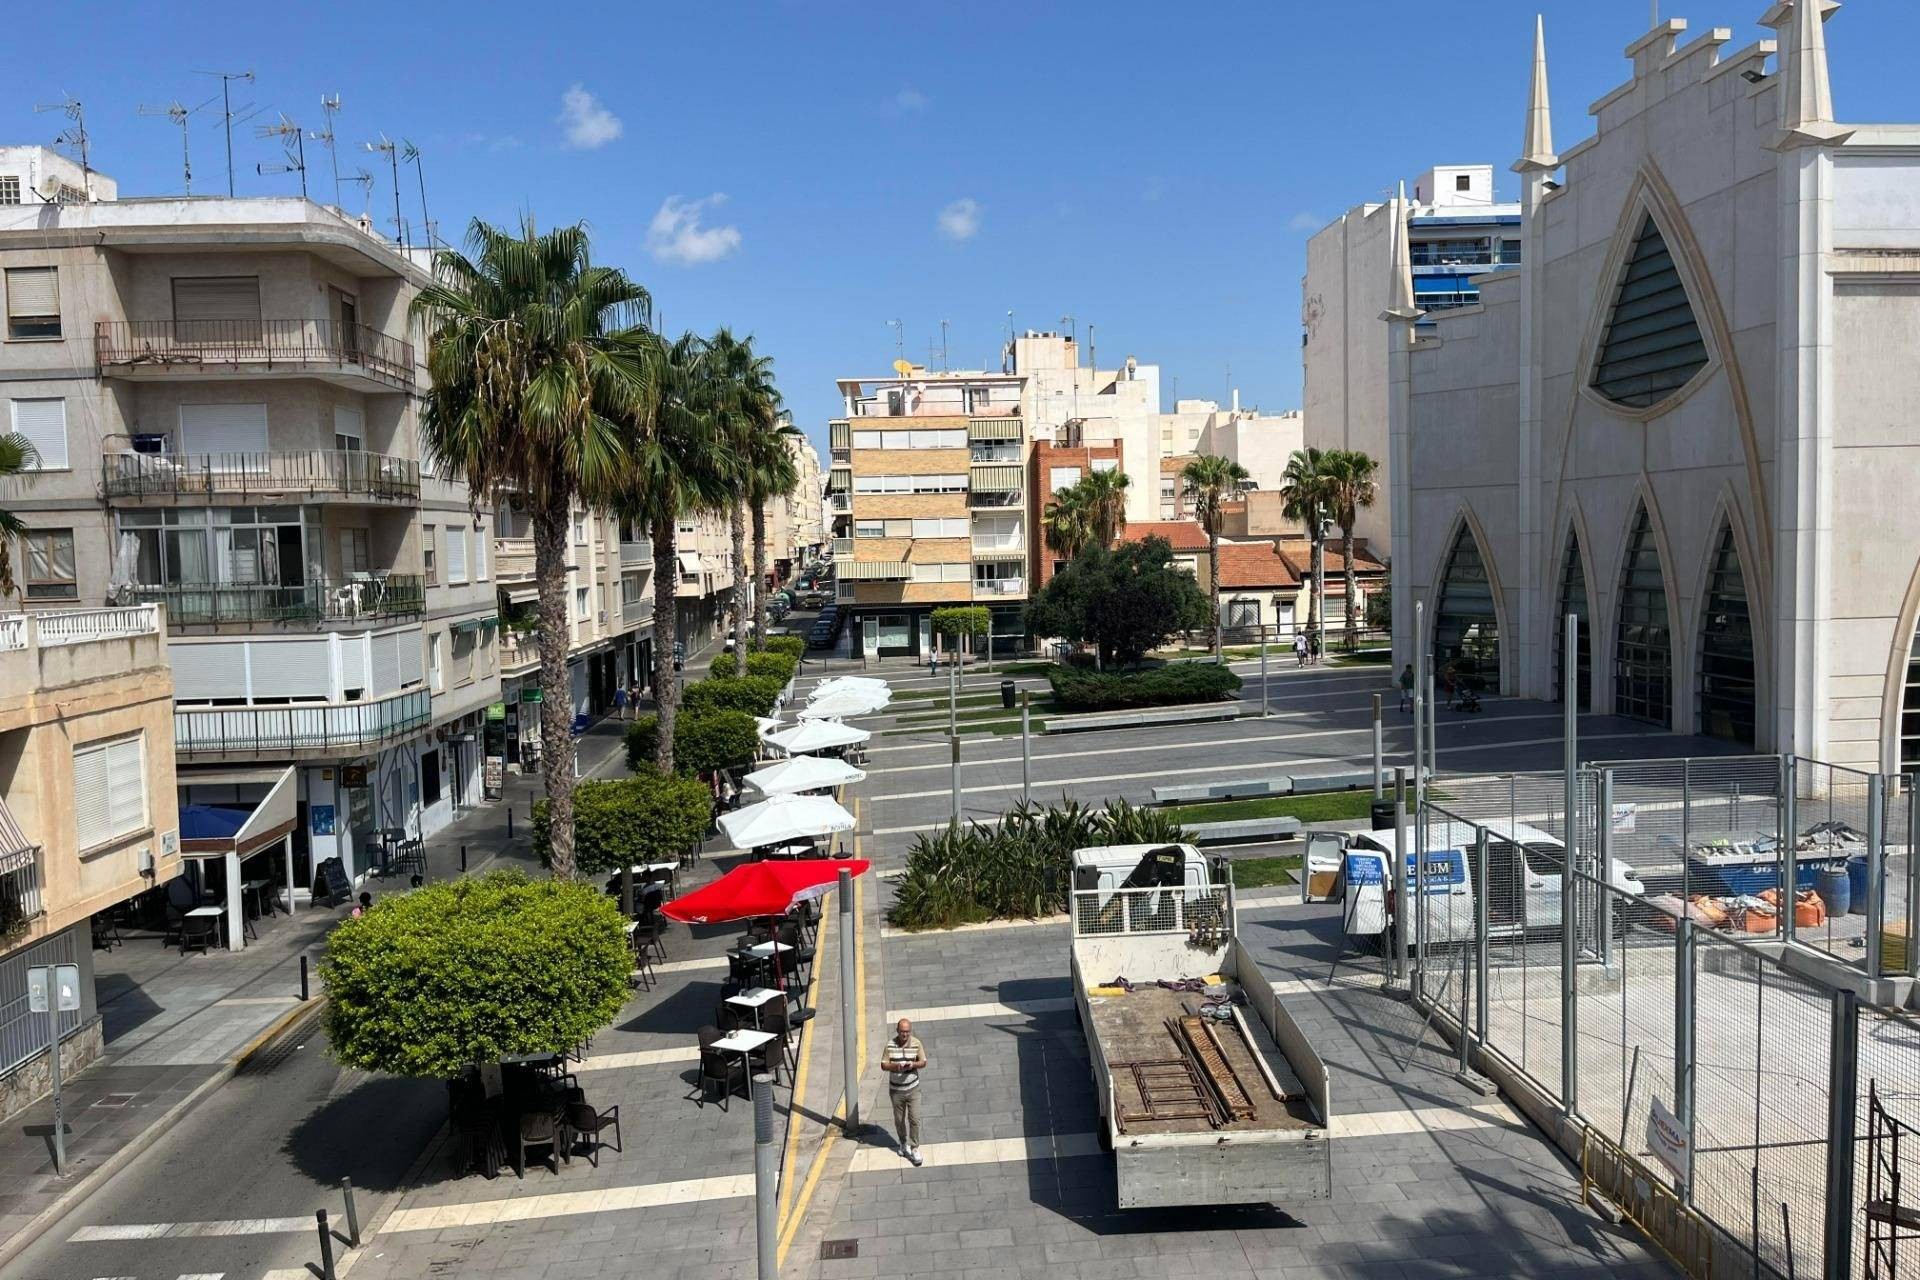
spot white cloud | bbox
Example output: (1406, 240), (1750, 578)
(937, 198), (982, 242)
(558, 85), (623, 150)
(647, 194), (742, 265)
(1287, 211), (1324, 232)
(893, 87), (930, 112)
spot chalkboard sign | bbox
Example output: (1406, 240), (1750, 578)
(313, 856), (352, 908)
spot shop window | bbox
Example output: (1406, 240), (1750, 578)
(422, 750), (442, 806)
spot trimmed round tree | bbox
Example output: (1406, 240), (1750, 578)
(320, 872), (630, 1078)
(674, 709), (761, 777)
(534, 769), (713, 876)
(682, 674), (784, 718)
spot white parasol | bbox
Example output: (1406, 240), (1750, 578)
(764, 720), (871, 755)
(743, 754), (866, 797)
(718, 793), (856, 849)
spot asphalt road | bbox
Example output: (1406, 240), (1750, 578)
(9, 1015), (445, 1280)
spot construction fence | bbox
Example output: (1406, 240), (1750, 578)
(1405, 754), (1920, 1280)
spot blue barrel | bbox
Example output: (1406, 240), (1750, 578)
(1847, 857), (1871, 916)
(1817, 864), (1853, 919)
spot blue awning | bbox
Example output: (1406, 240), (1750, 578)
(180, 803), (253, 841)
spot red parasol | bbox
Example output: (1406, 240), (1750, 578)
(663, 857), (871, 924)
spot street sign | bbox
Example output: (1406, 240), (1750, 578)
(1646, 1097), (1689, 1186)
(28, 965), (81, 1013)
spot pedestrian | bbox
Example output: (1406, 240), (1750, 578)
(1398, 663), (1415, 712)
(613, 683), (628, 719)
(1293, 632), (1308, 668)
(353, 891), (373, 918)
(1308, 629), (1322, 665)
(882, 1017), (928, 1166)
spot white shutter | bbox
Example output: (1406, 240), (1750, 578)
(5, 267), (57, 317)
(339, 633), (368, 693)
(445, 525), (468, 584)
(397, 630), (424, 687)
(171, 277), (261, 324)
(179, 403), (268, 456)
(246, 638), (333, 699)
(106, 738), (145, 837)
(167, 642), (247, 699)
(369, 632), (400, 692)
(332, 405), (364, 446)
(9, 399), (67, 470)
(73, 744), (109, 849)
(472, 525), (487, 580)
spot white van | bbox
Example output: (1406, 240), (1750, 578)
(1070, 843), (1215, 909)
(1327, 819), (1644, 948)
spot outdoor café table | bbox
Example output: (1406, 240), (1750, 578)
(241, 878), (274, 919)
(710, 1028), (775, 1081)
(183, 905), (223, 952)
(725, 986), (784, 1029)
(742, 941), (792, 961)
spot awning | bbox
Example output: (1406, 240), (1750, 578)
(971, 546), (1026, 563)
(179, 764), (296, 860)
(451, 617), (489, 636)
(969, 463), (1023, 492)
(968, 418), (1023, 441)
(839, 560), (910, 581)
(677, 551), (703, 576)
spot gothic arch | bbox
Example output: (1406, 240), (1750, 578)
(1548, 498), (1599, 710)
(1691, 505), (1760, 746)
(1426, 505), (1509, 695)
(1609, 485), (1682, 729)
(1878, 552), (1920, 773)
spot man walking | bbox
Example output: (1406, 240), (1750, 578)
(882, 1017), (927, 1166)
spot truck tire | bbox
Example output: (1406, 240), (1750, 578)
(1097, 1124), (1113, 1153)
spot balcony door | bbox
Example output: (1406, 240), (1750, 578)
(333, 289), (360, 361)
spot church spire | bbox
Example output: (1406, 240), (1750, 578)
(1380, 182), (1422, 324)
(1515, 15), (1558, 173)
(1773, 0), (1849, 147)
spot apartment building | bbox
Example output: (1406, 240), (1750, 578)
(0, 147), (497, 894)
(829, 369), (1027, 657)
(0, 605), (180, 1111)
(764, 425), (825, 583)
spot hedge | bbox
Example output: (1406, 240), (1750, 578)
(534, 769), (713, 877)
(1045, 662), (1243, 712)
(682, 674), (784, 718)
(624, 715), (660, 771)
(673, 709), (761, 776)
(708, 652), (738, 679)
(762, 635), (806, 660)
(743, 651), (795, 683)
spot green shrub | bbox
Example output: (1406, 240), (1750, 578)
(763, 635), (806, 660)
(683, 674), (784, 718)
(320, 871), (630, 1079)
(708, 652), (738, 679)
(1046, 662), (1242, 711)
(534, 770), (713, 877)
(673, 709), (760, 776)
(624, 715), (661, 772)
(743, 651), (796, 684)
(931, 606), (990, 641)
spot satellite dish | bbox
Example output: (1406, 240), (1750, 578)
(891, 358), (914, 376)
(38, 174), (63, 200)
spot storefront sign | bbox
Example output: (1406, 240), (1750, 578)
(1611, 802), (1638, 834)
(1646, 1097), (1689, 1186)
(311, 805), (336, 836)
(484, 756), (504, 800)
(341, 765), (369, 787)
(520, 687), (543, 703)
(487, 701), (508, 722)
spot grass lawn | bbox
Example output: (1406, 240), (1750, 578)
(886, 689), (1004, 705)
(990, 660), (1055, 675)
(1227, 855), (1300, 889)
(1165, 790), (1376, 826)
(892, 700), (1055, 726)
(1332, 650), (1393, 666)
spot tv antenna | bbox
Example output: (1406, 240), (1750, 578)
(400, 139), (433, 250)
(255, 114), (307, 197)
(33, 97), (91, 189)
(312, 94), (343, 204)
(194, 69), (255, 195)
(887, 318), (903, 370)
(139, 99), (203, 194)
(940, 319), (950, 372)
(345, 167), (375, 218)
(363, 134), (403, 246)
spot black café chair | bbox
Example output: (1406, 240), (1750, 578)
(692, 1025), (744, 1110)
(564, 1101), (623, 1167)
(516, 1109), (568, 1177)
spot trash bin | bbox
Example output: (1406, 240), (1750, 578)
(1001, 680), (1016, 710)
(1370, 798), (1396, 831)
(1816, 864), (1852, 918)
(1846, 856), (1870, 916)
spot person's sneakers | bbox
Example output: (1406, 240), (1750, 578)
(906, 1147), (924, 1167)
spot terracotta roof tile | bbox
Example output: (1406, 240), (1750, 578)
(1118, 521), (1210, 552)
(1215, 541), (1302, 589)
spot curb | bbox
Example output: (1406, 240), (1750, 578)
(0, 995), (327, 1274)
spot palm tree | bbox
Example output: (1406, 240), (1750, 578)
(1042, 485), (1094, 563)
(412, 217), (652, 880)
(0, 432), (40, 597)
(705, 331), (778, 658)
(1279, 447), (1336, 643)
(1322, 449), (1380, 649)
(747, 417), (801, 645)
(1181, 454), (1250, 661)
(1078, 469), (1131, 549)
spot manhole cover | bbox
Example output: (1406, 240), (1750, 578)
(91, 1093), (136, 1109)
(818, 1239), (859, 1260)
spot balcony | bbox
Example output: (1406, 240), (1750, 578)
(971, 541), (1026, 561)
(174, 687), (433, 757)
(619, 539), (653, 566)
(499, 631), (540, 674)
(831, 537), (855, 559)
(968, 488), (1022, 510)
(973, 577), (1026, 598)
(496, 537), (535, 582)
(0, 842), (45, 940)
(967, 417), (1023, 442)
(0, 605), (161, 651)
(969, 462), (1023, 493)
(130, 575), (426, 627)
(95, 319), (416, 391)
(828, 493), (851, 515)
(829, 419), (850, 452)
(837, 560), (910, 582)
(1408, 245), (1521, 269)
(969, 444), (1021, 464)
(103, 450), (421, 504)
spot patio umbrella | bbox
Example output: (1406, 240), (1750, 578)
(799, 688), (891, 720)
(662, 857), (872, 924)
(744, 755), (866, 797)
(809, 676), (887, 700)
(754, 716), (782, 740)
(719, 793), (855, 850)
(765, 720), (870, 756)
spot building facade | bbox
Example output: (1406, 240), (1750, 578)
(1389, 4), (1920, 771)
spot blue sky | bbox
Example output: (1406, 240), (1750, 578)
(6, 2), (1918, 458)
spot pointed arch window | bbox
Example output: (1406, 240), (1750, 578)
(1432, 524), (1499, 690)
(1554, 534), (1591, 711)
(1697, 524), (1755, 744)
(1902, 622), (1920, 773)
(1592, 216), (1707, 409)
(1615, 506), (1671, 727)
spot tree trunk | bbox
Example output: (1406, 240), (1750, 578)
(532, 498), (577, 880)
(731, 500), (749, 657)
(651, 511), (680, 774)
(1208, 525), (1222, 663)
(751, 500), (769, 648)
(1308, 533), (1324, 632)
(1341, 522), (1358, 650)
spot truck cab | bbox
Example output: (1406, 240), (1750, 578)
(1071, 843), (1217, 903)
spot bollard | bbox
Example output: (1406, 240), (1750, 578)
(753, 1073), (777, 1280)
(460, 843), (467, 873)
(1372, 694), (1384, 799)
(506, 806), (515, 840)
(341, 1177), (361, 1248)
(1259, 630), (1269, 718)
(1020, 691), (1032, 804)
(950, 735), (962, 828)
(300, 954), (309, 1002)
(316, 1209), (337, 1280)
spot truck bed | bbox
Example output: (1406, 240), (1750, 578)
(1093, 982), (1318, 1137)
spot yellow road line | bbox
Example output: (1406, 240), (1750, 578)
(772, 883), (830, 1232)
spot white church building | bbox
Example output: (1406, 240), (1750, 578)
(1387, 2), (1920, 772)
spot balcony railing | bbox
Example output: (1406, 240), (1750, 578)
(0, 605), (162, 651)
(831, 537), (855, 558)
(968, 489), (1022, 509)
(0, 845), (45, 942)
(495, 537), (535, 581)
(96, 319), (416, 389)
(174, 688), (432, 756)
(130, 575), (426, 626)
(102, 450), (421, 502)
(499, 632), (540, 672)
(1408, 246), (1521, 268)
(969, 445), (1021, 464)
(974, 578), (1025, 597)
(828, 493), (851, 514)
(619, 539), (653, 566)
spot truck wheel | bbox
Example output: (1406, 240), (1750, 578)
(1097, 1125), (1113, 1153)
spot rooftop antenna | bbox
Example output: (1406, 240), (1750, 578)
(312, 94), (343, 204)
(400, 138), (433, 250)
(364, 134), (403, 247)
(887, 318), (904, 371)
(255, 115), (306, 197)
(940, 319), (950, 372)
(195, 69), (255, 195)
(1003, 310), (1014, 372)
(345, 167), (375, 219)
(1060, 314), (1076, 343)
(139, 99), (198, 194)
(33, 96), (91, 190)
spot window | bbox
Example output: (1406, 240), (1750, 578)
(620, 573), (644, 606)
(23, 528), (76, 599)
(340, 527), (370, 577)
(1614, 505), (1672, 727)
(6, 266), (60, 339)
(445, 524), (468, 584)
(1432, 524), (1499, 689)
(1592, 215), (1707, 409)
(1174, 555), (1199, 577)
(1554, 534), (1591, 711)
(851, 474), (967, 495)
(421, 749), (442, 806)
(1049, 466), (1081, 492)
(1455, 173), (1472, 192)
(73, 735), (146, 850)
(973, 560), (1020, 586)
(576, 586), (590, 620)
(171, 276), (262, 340)
(1697, 524), (1755, 745)
(854, 521), (885, 539)
(9, 398), (67, 470)
(422, 526), (437, 584)
(852, 431), (880, 450)
(333, 405), (364, 452)
(451, 628), (477, 685)
(0, 176), (18, 205)
(1091, 458), (1118, 473)
(1227, 598), (1261, 629)
(910, 562), (969, 583)
(911, 517), (967, 538)
(573, 512), (588, 543)
(429, 633), (444, 691)
(472, 524), (487, 580)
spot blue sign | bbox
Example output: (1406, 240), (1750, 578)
(1410, 848), (1465, 892)
(311, 805), (336, 836)
(1344, 853), (1384, 886)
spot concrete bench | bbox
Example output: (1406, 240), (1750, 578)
(1183, 816), (1305, 846)
(1287, 770), (1376, 795)
(1152, 777), (1293, 805)
(1044, 703), (1242, 734)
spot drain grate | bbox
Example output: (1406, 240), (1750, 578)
(91, 1093), (137, 1109)
(818, 1239), (859, 1260)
